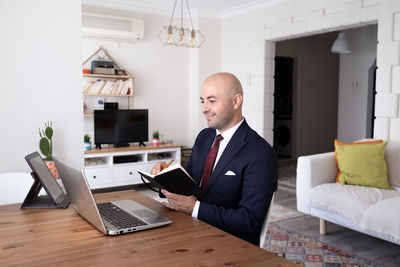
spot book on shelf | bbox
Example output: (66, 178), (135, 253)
(110, 80), (119, 94)
(98, 80), (110, 94)
(100, 80), (115, 94)
(109, 80), (120, 94)
(83, 79), (132, 95)
(120, 80), (130, 95)
(88, 80), (105, 94)
(83, 81), (94, 93)
(113, 80), (122, 95)
(138, 164), (202, 197)
(87, 81), (97, 94)
(116, 80), (127, 95)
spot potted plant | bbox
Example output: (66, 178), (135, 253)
(84, 134), (91, 151)
(39, 121), (60, 179)
(152, 131), (160, 146)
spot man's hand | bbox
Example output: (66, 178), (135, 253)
(150, 161), (167, 175)
(161, 189), (197, 215)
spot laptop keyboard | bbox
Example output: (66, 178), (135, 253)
(97, 202), (148, 229)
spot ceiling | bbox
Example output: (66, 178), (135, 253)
(81, 0), (290, 19)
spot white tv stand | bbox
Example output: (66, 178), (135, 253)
(84, 144), (181, 189)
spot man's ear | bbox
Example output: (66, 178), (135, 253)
(232, 94), (243, 110)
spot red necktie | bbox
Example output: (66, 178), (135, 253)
(201, 134), (224, 190)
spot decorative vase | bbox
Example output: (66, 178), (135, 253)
(152, 138), (160, 146)
(84, 142), (91, 151)
(44, 160), (60, 179)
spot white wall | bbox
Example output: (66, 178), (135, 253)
(338, 25), (377, 142)
(82, 6), (221, 147)
(276, 33), (340, 156)
(221, 14), (265, 137)
(191, 17), (221, 145)
(0, 0), (83, 173)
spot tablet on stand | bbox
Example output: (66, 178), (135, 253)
(21, 152), (70, 209)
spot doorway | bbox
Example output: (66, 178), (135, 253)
(271, 24), (377, 158)
(366, 60), (377, 138)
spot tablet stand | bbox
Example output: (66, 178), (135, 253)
(20, 172), (69, 209)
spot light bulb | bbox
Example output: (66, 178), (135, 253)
(167, 26), (174, 45)
(167, 34), (174, 44)
(179, 36), (186, 45)
(178, 28), (186, 46)
(190, 30), (196, 47)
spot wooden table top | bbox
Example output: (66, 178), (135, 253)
(0, 190), (296, 266)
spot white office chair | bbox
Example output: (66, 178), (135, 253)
(0, 172), (33, 205)
(259, 193), (275, 248)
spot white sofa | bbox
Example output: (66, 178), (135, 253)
(296, 142), (400, 245)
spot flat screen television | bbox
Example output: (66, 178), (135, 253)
(94, 109), (148, 148)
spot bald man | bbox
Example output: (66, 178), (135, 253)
(151, 72), (278, 246)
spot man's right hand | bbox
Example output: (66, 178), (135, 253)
(150, 161), (167, 175)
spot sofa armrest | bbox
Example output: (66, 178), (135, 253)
(296, 152), (337, 214)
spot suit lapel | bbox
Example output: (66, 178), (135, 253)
(202, 120), (250, 194)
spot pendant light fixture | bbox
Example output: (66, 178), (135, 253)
(158, 0), (205, 48)
(331, 31), (351, 54)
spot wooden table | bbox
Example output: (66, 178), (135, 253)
(0, 190), (296, 266)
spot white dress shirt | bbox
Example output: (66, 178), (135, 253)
(191, 118), (244, 218)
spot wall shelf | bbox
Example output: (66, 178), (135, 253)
(83, 93), (134, 97)
(82, 46), (135, 115)
(83, 74), (134, 79)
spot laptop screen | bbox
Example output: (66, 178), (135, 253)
(25, 152), (65, 204)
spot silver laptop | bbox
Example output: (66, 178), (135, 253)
(54, 157), (172, 235)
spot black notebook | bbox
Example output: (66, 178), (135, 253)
(138, 164), (202, 197)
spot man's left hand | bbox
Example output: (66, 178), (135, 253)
(161, 189), (197, 215)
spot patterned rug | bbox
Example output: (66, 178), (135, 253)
(263, 222), (379, 267)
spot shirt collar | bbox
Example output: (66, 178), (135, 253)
(216, 118), (244, 141)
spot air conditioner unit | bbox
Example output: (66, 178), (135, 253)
(82, 13), (144, 42)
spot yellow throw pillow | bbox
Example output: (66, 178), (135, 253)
(334, 139), (383, 182)
(334, 139), (391, 189)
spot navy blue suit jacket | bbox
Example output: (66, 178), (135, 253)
(185, 119), (278, 246)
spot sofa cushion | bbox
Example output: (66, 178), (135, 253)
(334, 140), (390, 189)
(309, 183), (399, 224)
(334, 139), (384, 183)
(361, 195), (400, 244)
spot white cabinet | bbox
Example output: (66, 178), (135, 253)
(85, 167), (113, 186)
(114, 164), (147, 184)
(84, 145), (181, 189)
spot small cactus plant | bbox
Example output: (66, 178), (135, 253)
(152, 131), (160, 146)
(84, 134), (91, 143)
(39, 121), (53, 161)
(83, 134), (92, 151)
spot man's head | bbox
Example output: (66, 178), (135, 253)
(200, 72), (243, 132)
